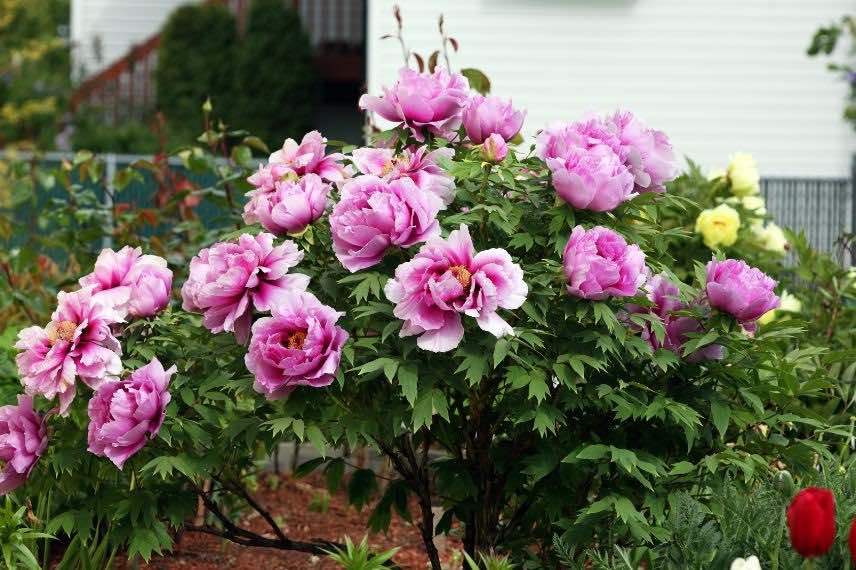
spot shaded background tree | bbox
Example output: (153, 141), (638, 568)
(155, 3), (239, 143)
(232, 0), (316, 146)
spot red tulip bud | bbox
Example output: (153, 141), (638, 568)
(786, 487), (836, 558)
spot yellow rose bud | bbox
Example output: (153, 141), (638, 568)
(754, 222), (788, 253)
(695, 203), (740, 249)
(757, 309), (776, 326)
(727, 153), (760, 197)
(779, 291), (802, 313)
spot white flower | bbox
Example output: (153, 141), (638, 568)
(779, 291), (802, 313)
(754, 222), (788, 253)
(727, 153), (760, 196)
(730, 555), (761, 570)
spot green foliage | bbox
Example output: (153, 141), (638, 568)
(232, 0), (315, 145)
(71, 111), (159, 154)
(0, 0), (70, 148)
(156, 3), (239, 143)
(463, 551), (516, 570)
(807, 15), (856, 130)
(324, 536), (400, 570)
(0, 498), (52, 570)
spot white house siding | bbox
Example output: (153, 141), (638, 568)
(366, 0), (856, 178)
(70, 0), (190, 78)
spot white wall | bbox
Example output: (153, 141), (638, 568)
(71, 0), (190, 78)
(366, 0), (856, 178)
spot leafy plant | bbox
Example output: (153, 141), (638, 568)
(324, 535), (400, 570)
(0, 497), (52, 570)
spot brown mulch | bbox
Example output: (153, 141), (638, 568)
(119, 472), (462, 570)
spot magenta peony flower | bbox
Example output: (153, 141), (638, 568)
(243, 173), (330, 236)
(330, 175), (444, 272)
(263, 130), (347, 182)
(537, 122), (634, 212)
(463, 95), (526, 144)
(359, 67), (470, 141)
(79, 246), (173, 318)
(384, 224), (528, 352)
(607, 111), (678, 193)
(87, 357), (175, 469)
(481, 133), (508, 163)
(351, 145), (456, 205)
(563, 225), (646, 299)
(15, 287), (123, 415)
(181, 233), (310, 343)
(625, 274), (723, 362)
(245, 291), (349, 399)
(706, 258), (780, 324)
(0, 395), (48, 495)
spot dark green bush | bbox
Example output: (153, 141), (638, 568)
(155, 3), (239, 143)
(71, 112), (158, 154)
(231, 0), (316, 145)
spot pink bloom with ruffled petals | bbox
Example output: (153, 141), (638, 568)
(267, 130), (347, 182)
(625, 274), (723, 362)
(359, 67), (470, 141)
(481, 133), (508, 163)
(384, 224), (528, 352)
(351, 145), (456, 205)
(87, 357), (175, 469)
(330, 175), (444, 272)
(562, 225), (646, 299)
(537, 121), (634, 212)
(463, 95), (526, 144)
(181, 233), (309, 343)
(705, 258), (779, 324)
(0, 395), (48, 495)
(243, 173), (330, 236)
(246, 291), (349, 399)
(79, 246), (173, 318)
(607, 111), (678, 193)
(15, 287), (123, 415)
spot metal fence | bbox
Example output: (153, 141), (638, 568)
(761, 176), (853, 264)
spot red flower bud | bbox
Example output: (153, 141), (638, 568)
(786, 487), (836, 558)
(849, 520), (856, 563)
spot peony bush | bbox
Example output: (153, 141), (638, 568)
(1, 49), (854, 569)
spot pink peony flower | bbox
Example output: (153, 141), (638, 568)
(359, 67), (470, 141)
(384, 224), (528, 352)
(330, 175), (444, 272)
(706, 258), (780, 324)
(537, 122), (634, 212)
(563, 225), (646, 299)
(607, 111), (678, 193)
(463, 95), (526, 144)
(351, 145), (456, 205)
(79, 246), (173, 318)
(258, 130), (347, 184)
(245, 291), (349, 399)
(481, 133), (508, 163)
(181, 233), (310, 343)
(87, 357), (175, 469)
(243, 173), (330, 236)
(625, 274), (723, 361)
(15, 287), (123, 415)
(0, 395), (48, 495)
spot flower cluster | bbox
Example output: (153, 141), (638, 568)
(537, 111), (678, 212)
(11, 247), (176, 492)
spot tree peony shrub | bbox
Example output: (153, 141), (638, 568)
(4, 59), (846, 570)
(0, 395), (47, 494)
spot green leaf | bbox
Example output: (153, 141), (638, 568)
(397, 364), (419, 406)
(306, 425), (328, 457)
(493, 338), (509, 368)
(461, 68), (491, 94)
(710, 399), (731, 439)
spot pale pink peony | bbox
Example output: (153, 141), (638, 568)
(15, 287), (123, 415)
(481, 133), (508, 163)
(537, 122), (634, 212)
(351, 145), (456, 205)
(87, 357), (175, 469)
(359, 67), (470, 141)
(625, 274), (723, 361)
(384, 224), (528, 352)
(79, 246), (173, 318)
(0, 395), (48, 495)
(562, 225), (646, 299)
(463, 95), (526, 144)
(330, 175), (444, 272)
(245, 291), (349, 399)
(706, 258), (780, 324)
(255, 130), (347, 184)
(243, 173), (330, 236)
(180, 233), (310, 343)
(607, 111), (678, 193)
